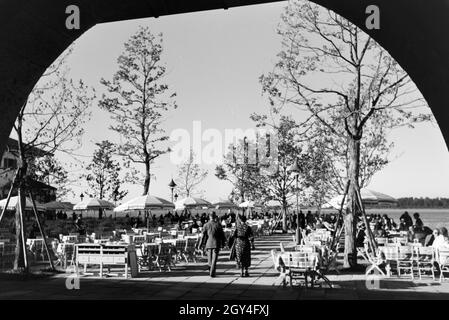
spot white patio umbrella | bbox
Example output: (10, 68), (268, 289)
(73, 198), (115, 210)
(114, 194), (174, 212)
(264, 199), (282, 209)
(0, 196), (46, 211)
(324, 188), (397, 210)
(213, 200), (238, 210)
(323, 194), (350, 210)
(174, 197), (212, 210)
(44, 201), (74, 211)
(239, 200), (255, 208)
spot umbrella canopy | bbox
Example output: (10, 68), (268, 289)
(44, 201), (74, 211)
(114, 194), (174, 212)
(239, 200), (255, 208)
(73, 198), (115, 210)
(213, 200), (238, 210)
(174, 197), (212, 210)
(264, 200), (282, 209)
(324, 188), (397, 210)
(360, 189), (398, 204)
(0, 196), (46, 211)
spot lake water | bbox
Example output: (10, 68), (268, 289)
(316, 208), (449, 230)
(364, 208), (449, 230)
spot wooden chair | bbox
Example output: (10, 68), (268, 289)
(437, 248), (449, 282)
(184, 238), (197, 263)
(379, 246), (399, 276)
(142, 244), (159, 271)
(155, 242), (173, 272)
(174, 239), (187, 263)
(415, 246), (435, 280)
(30, 239), (46, 262)
(1, 243), (15, 269)
(397, 245), (415, 279)
(282, 251), (318, 287)
(136, 244), (149, 272)
(56, 242), (76, 269)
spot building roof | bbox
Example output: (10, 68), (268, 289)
(4, 137), (49, 158)
(29, 179), (57, 190)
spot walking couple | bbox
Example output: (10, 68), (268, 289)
(201, 212), (254, 278)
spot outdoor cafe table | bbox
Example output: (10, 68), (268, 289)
(132, 228), (148, 235)
(155, 238), (177, 245)
(26, 238), (45, 249)
(62, 235), (79, 243)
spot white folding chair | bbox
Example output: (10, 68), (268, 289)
(415, 246), (435, 280)
(437, 248), (449, 282)
(397, 245), (415, 279)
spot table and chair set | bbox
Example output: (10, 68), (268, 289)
(0, 228), (15, 269)
(272, 228), (334, 288)
(360, 235), (449, 282)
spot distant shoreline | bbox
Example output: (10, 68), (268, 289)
(368, 207), (449, 210)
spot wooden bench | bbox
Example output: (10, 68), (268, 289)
(75, 243), (138, 278)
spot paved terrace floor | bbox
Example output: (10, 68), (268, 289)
(1, 233), (449, 299)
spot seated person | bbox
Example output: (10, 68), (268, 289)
(413, 213), (424, 231)
(407, 226), (415, 243)
(398, 218), (408, 232)
(425, 228), (439, 247)
(315, 217), (325, 229)
(75, 216), (86, 235)
(433, 227), (449, 250)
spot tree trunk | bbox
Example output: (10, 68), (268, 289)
(14, 117), (28, 272)
(343, 137), (361, 269)
(143, 160), (151, 196)
(282, 196), (288, 232)
(14, 175), (27, 271)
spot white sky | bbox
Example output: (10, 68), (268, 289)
(46, 2), (449, 203)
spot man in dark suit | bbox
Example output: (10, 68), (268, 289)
(201, 212), (226, 277)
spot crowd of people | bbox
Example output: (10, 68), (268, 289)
(354, 211), (449, 250)
(62, 208), (449, 278)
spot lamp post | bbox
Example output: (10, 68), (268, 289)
(174, 193), (178, 202)
(288, 161), (301, 245)
(80, 193), (84, 202)
(168, 179), (177, 203)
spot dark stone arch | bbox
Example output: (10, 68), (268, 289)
(0, 0), (447, 156)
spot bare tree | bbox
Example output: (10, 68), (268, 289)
(8, 47), (94, 271)
(216, 138), (265, 204)
(99, 26), (177, 196)
(175, 150), (208, 198)
(261, 0), (431, 268)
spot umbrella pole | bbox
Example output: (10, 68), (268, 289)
(29, 191), (55, 271)
(0, 169), (18, 225)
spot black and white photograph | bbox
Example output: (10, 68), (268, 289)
(0, 0), (449, 307)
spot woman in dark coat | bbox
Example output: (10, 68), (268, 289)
(232, 215), (254, 277)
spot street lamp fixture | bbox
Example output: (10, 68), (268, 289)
(168, 179), (177, 203)
(174, 193), (179, 202)
(80, 193), (84, 202)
